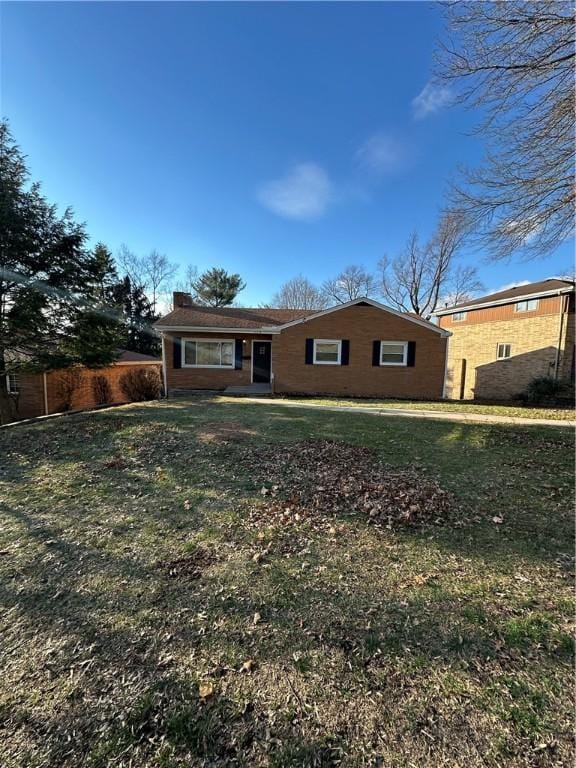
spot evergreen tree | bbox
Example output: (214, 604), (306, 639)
(0, 121), (120, 421)
(89, 242), (119, 301)
(191, 268), (246, 306)
(109, 276), (160, 356)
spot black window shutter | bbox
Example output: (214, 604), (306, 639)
(407, 341), (416, 367)
(305, 338), (314, 364)
(173, 337), (182, 369)
(234, 339), (243, 369)
(372, 341), (380, 366)
(341, 340), (350, 365)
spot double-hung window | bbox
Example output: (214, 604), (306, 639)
(183, 339), (234, 368)
(496, 343), (511, 360)
(380, 341), (408, 366)
(5, 372), (19, 394)
(313, 339), (341, 365)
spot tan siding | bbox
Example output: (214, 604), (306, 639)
(273, 305), (447, 398)
(440, 294), (562, 327)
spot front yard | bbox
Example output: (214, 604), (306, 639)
(1, 398), (574, 767)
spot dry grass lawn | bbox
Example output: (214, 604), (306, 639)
(0, 397), (574, 767)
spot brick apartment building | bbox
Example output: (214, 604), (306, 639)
(436, 279), (575, 400)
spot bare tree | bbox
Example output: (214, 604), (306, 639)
(437, 1), (575, 259)
(270, 275), (327, 310)
(440, 263), (485, 309)
(117, 246), (178, 313)
(322, 265), (378, 304)
(380, 211), (482, 318)
(117, 245), (141, 287)
(143, 249), (178, 312)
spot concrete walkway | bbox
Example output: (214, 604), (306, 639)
(225, 396), (575, 428)
(224, 383), (272, 395)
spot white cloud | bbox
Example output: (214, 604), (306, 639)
(257, 163), (332, 220)
(355, 133), (406, 176)
(492, 280), (531, 293)
(412, 81), (453, 120)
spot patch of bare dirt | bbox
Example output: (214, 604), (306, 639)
(161, 546), (219, 580)
(197, 421), (258, 444)
(237, 440), (457, 529)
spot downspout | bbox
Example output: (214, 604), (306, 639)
(441, 332), (450, 400)
(554, 292), (567, 380)
(161, 333), (168, 398)
(43, 372), (49, 415)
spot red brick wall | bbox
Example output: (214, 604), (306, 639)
(164, 332), (272, 391)
(9, 373), (45, 421)
(5, 363), (161, 424)
(46, 364), (162, 413)
(273, 305), (447, 398)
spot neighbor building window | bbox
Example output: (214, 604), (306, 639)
(496, 343), (512, 360)
(183, 339), (234, 368)
(380, 341), (408, 366)
(515, 299), (539, 312)
(313, 339), (341, 365)
(452, 311), (467, 322)
(6, 372), (19, 394)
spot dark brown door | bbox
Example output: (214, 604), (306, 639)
(252, 342), (271, 383)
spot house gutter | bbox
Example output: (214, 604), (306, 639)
(161, 334), (168, 398)
(42, 372), (49, 415)
(154, 325), (281, 335)
(441, 334), (450, 400)
(554, 293), (568, 379)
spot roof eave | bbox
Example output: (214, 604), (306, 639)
(435, 285), (574, 316)
(155, 325), (282, 334)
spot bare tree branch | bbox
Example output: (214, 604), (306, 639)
(437, 1), (575, 259)
(380, 212), (482, 318)
(322, 265), (378, 304)
(117, 246), (178, 313)
(270, 275), (328, 310)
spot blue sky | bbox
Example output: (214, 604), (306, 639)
(2, 1), (573, 306)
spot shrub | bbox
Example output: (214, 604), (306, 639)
(120, 368), (161, 402)
(520, 376), (575, 406)
(55, 367), (83, 411)
(92, 374), (112, 405)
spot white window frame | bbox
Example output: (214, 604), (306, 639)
(515, 299), (539, 313)
(6, 372), (19, 394)
(452, 311), (467, 322)
(496, 343), (512, 361)
(380, 340), (408, 367)
(182, 338), (235, 369)
(313, 339), (342, 365)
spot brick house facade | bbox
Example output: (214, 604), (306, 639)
(156, 295), (450, 399)
(435, 279), (575, 400)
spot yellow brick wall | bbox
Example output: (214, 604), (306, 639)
(561, 310), (575, 379)
(442, 311), (573, 400)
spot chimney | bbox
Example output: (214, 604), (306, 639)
(173, 291), (193, 308)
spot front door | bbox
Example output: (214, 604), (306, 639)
(252, 341), (271, 383)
